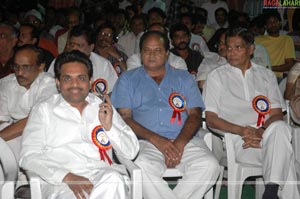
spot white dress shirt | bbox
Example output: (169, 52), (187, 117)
(203, 62), (285, 127)
(117, 31), (140, 57)
(196, 51), (227, 82)
(19, 93), (139, 185)
(0, 72), (57, 123)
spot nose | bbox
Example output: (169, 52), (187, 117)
(71, 45), (79, 51)
(70, 78), (80, 86)
(14, 68), (25, 75)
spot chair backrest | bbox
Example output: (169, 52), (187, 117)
(0, 137), (18, 183)
(278, 77), (287, 96)
(0, 137), (18, 199)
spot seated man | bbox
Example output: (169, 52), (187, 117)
(94, 22), (128, 76)
(203, 28), (300, 199)
(19, 50), (139, 199)
(255, 12), (295, 79)
(126, 23), (187, 71)
(48, 25), (118, 94)
(169, 23), (204, 80)
(196, 29), (227, 91)
(0, 44), (57, 159)
(111, 31), (219, 199)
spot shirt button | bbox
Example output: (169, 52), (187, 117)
(160, 122), (163, 125)
(159, 99), (162, 102)
(158, 88), (161, 91)
(159, 109), (162, 111)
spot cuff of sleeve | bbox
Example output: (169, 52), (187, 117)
(51, 169), (70, 184)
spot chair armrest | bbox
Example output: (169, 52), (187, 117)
(207, 126), (226, 138)
(26, 171), (42, 199)
(116, 156), (142, 199)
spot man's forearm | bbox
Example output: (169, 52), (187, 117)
(0, 118), (27, 141)
(175, 108), (202, 146)
(272, 60), (294, 72)
(206, 112), (244, 136)
(122, 117), (161, 143)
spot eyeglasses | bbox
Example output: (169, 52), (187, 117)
(12, 64), (37, 73)
(98, 32), (113, 38)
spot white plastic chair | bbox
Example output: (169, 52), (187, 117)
(278, 77), (287, 96)
(286, 100), (300, 189)
(162, 131), (221, 199)
(208, 128), (264, 199)
(0, 137), (18, 199)
(28, 155), (142, 199)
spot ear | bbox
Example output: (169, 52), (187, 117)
(248, 44), (255, 56)
(38, 63), (45, 72)
(89, 79), (92, 90)
(32, 38), (38, 44)
(55, 78), (60, 92)
(90, 43), (95, 53)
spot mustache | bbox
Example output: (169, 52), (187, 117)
(179, 42), (188, 46)
(16, 76), (27, 81)
(68, 87), (84, 92)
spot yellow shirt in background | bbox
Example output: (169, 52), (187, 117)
(255, 35), (295, 77)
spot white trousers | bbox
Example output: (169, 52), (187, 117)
(135, 135), (220, 199)
(41, 168), (128, 199)
(234, 120), (300, 199)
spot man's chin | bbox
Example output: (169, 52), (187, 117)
(17, 78), (27, 86)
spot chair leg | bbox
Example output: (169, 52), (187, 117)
(255, 177), (264, 199)
(227, 174), (243, 199)
(2, 181), (15, 199)
(214, 166), (224, 199)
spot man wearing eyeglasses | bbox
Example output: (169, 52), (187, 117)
(0, 23), (18, 79)
(0, 44), (57, 159)
(94, 22), (128, 76)
(203, 28), (300, 199)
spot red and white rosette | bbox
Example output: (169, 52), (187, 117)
(91, 125), (112, 165)
(252, 95), (271, 127)
(91, 78), (108, 94)
(169, 92), (186, 125)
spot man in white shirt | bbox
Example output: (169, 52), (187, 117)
(117, 15), (145, 57)
(0, 44), (57, 159)
(203, 28), (300, 199)
(48, 25), (118, 94)
(180, 13), (210, 54)
(201, 0), (229, 26)
(19, 50), (139, 199)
